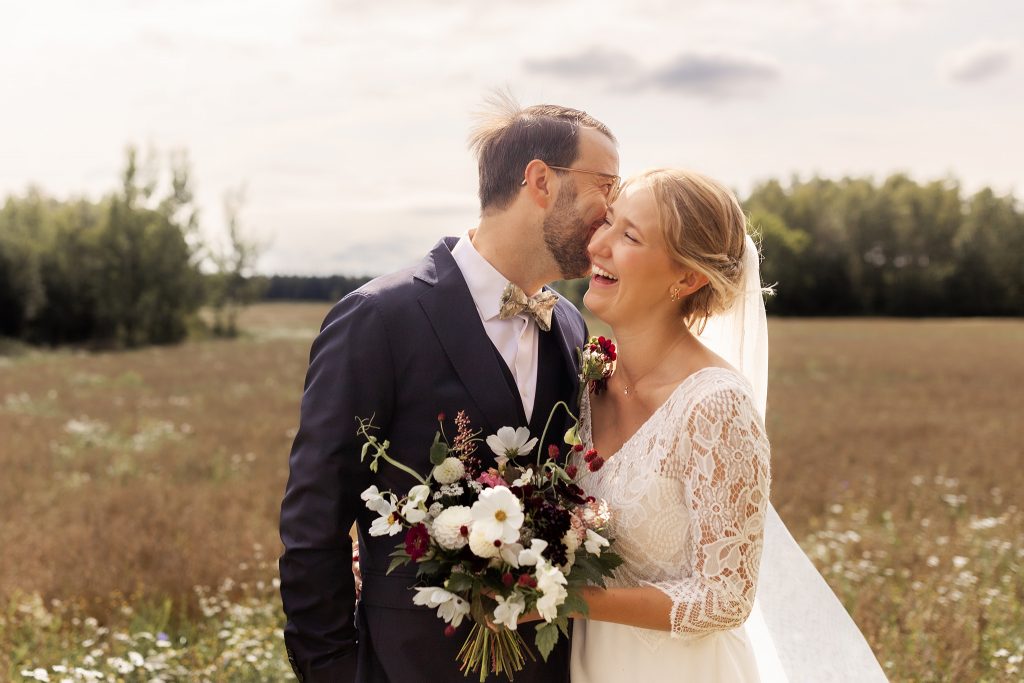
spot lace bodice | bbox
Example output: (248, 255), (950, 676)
(577, 367), (771, 646)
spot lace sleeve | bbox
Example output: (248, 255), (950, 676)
(643, 384), (771, 639)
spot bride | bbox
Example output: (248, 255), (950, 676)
(567, 169), (888, 682)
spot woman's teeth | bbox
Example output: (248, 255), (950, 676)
(592, 265), (618, 281)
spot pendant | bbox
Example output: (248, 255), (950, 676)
(623, 386), (632, 396)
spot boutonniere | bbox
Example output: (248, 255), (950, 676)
(578, 335), (617, 395)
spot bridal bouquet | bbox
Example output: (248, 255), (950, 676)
(357, 404), (621, 681)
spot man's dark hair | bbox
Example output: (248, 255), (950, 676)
(468, 92), (615, 214)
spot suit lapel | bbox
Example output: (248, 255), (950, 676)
(548, 299), (584, 392)
(417, 239), (522, 435)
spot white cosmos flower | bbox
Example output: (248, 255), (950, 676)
(360, 485), (391, 516)
(584, 529), (610, 556)
(470, 486), (524, 543)
(401, 484), (431, 523)
(412, 586), (471, 627)
(368, 499), (403, 537)
(518, 539), (549, 567)
(493, 592), (527, 631)
(486, 426), (538, 458)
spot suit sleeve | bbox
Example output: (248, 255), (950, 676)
(279, 292), (396, 682)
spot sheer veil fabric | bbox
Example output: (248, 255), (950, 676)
(696, 234), (889, 682)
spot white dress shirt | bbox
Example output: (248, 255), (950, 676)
(451, 233), (540, 421)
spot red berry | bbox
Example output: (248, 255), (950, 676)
(444, 625), (457, 637)
(459, 525), (469, 537)
(588, 456), (605, 472)
(565, 464), (578, 478)
(584, 449), (598, 463)
(437, 412), (446, 422)
(502, 572), (515, 587)
(518, 574), (532, 587)
(573, 443), (584, 452)
(528, 577), (538, 588)
(547, 444), (560, 460)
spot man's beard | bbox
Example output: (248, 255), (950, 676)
(542, 182), (592, 280)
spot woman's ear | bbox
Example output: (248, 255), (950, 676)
(675, 270), (709, 297)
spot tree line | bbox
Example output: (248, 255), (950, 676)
(747, 175), (1023, 316)
(2, 166), (1021, 350)
(0, 147), (262, 347)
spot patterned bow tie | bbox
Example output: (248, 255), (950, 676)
(498, 282), (559, 332)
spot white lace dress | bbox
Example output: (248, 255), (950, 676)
(570, 366), (771, 683)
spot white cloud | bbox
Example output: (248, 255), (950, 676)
(942, 40), (1017, 84)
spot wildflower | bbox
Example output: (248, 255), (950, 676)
(433, 457), (466, 485)
(486, 426), (538, 459)
(518, 539), (549, 567)
(547, 444), (561, 460)
(511, 468), (535, 488)
(360, 486), (391, 516)
(493, 592), (527, 630)
(368, 499), (402, 537)
(412, 587), (471, 627)
(470, 487), (524, 543)
(587, 455), (605, 472)
(535, 560), (569, 622)
(404, 523), (431, 561)
(565, 464), (578, 478)
(584, 529), (610, 556)
(401, 484), (431, 524)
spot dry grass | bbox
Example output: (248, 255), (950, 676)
(1, 304), (1021, 680)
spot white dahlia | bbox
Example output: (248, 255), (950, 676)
(432, 505), (472, 550)
(432, 457), (465, 485)
(468, 525), (501, 559)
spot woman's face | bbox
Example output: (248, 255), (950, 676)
(584, 182), (685, 327)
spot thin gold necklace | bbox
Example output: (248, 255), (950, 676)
(616, 334), (687, 397)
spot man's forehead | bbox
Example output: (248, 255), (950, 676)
(577, 128), (619, 173)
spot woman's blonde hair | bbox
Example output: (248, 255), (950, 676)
(627, 168), (751, 331)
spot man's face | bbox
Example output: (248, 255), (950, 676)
(541, 128), (620, 279)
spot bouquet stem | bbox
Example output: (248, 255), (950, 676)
(457, 623), (534, 682)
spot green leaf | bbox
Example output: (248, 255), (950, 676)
(534, 621), (561, 661)
(560, 591), (589, 619)
(387, 555), (410, 575)
(445, 572), (475, 593)
(429, 432), (449, 466)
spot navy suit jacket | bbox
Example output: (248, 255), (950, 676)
(279, 237), (586, 682)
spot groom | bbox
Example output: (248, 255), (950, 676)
(279, 98), (619, 682)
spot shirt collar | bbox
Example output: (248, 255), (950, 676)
(451, 232), (511, 322)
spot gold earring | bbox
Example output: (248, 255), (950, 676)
(670, 288), (680, 302)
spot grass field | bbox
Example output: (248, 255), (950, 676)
(1, 303), (1021, 681)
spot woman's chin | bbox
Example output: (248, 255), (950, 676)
(582, 287), (613, 324)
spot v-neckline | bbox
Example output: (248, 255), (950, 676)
(586, 366), (728, 465)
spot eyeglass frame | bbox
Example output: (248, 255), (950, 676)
(520, 163), (621, 197)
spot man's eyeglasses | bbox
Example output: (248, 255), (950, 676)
(521, 165), (621, 197)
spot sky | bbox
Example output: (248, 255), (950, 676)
(1, 0), (1022, 275)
